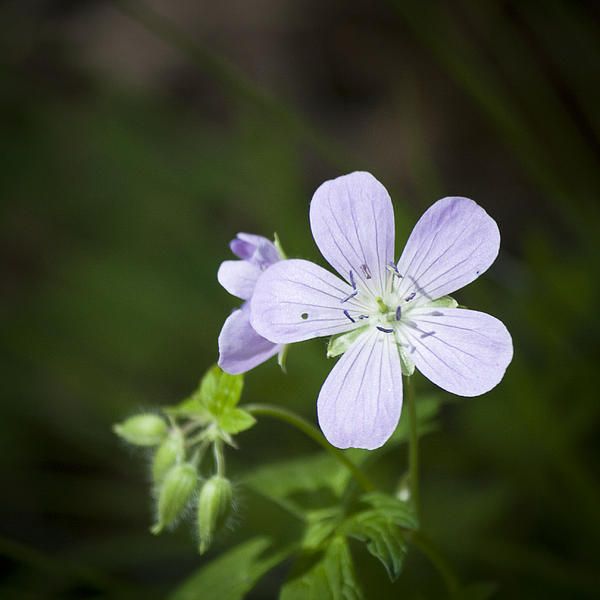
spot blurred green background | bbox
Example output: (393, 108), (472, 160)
(1, 0), (599, 598)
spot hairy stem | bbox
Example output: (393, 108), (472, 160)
(244, 403), (375, 493)
(404, 375), (420, 522)
(213, 439), (225, 477)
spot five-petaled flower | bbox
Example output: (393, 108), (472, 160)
(217, 233), (284, 374)
(251, 172), (513, 450)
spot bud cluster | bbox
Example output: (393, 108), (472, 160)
(112, 365), (251, 554)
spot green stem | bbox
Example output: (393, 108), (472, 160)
(411, 531), (461, 597)
(404, 375), (420, 522)
(213, 439), (225, 477)
(244, 403), (375, 493)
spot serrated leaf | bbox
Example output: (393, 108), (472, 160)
(280, 537), (363, 600)
(169, 537), (290, 600)
(244, 453), (348, 514)
(343, 493), (417, 581)
(165, 365), (243, 420)
(302, 508), (342, 551)
(217, 407), (256, 434)
(203, 366), (244, 414)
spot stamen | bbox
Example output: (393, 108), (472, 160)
(430, 311), (444, 317)
(387, 261), (403, 277)
(343, 309), (355, 323)
(358, 314), (369, 320)
(340, 290), (358, 303)
(349, 270), (356, 289)
(405, 292), (416, 302)
(376, 326), (394, 333)
(395, 306), (402, 321)
(420, 331), (435, 339)
(360, 263), (372, 279)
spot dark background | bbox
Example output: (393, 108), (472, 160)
(1, 0), (599, 598)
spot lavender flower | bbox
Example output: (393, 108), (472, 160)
(217, 233), (283, 374)
(251, 172), (513, 450)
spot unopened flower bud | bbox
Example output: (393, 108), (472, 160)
(152, 429), (185, 484)
(151, 463), (197, 534)
(113, 414), (167, 446)
(197, 475), (233, 554)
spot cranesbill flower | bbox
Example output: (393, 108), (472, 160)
(218, 233), (283, 374)
(251, 172), (513, 450)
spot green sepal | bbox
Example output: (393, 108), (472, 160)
(197, 475), (233, 554)
(273, 232), (287, 259)
(152, 463), (198, 534)
(152, 428), (185, 484)
(397, 346), (415, 376)
(277, 344), (289, 373)
(425, 295), (458, 309)
(327, 327), (367, 358)
(113, 414), (167, 446)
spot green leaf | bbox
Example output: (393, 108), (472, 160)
(280, 537), (363, 600)
(165, 365), (244, 419)
(343, 493), (417, 581)
(169, 537), (291, 600)
(327, 327), (368, 358)
(217, 408), (256, 434)
(244, 453), (348, 513)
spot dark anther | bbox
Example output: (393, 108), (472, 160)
(430, 311), (444, 317)
(343, 309), (355, 323)
(301, 313), (309, 320)
(405, 292), (416, 302)
(360, 264), (372, 279)
(420, 331), (435, 338)
(395, 306), (402, 321)
(340, 290), (358, 303)
(349, 270), (356, 289)
(387, 261), (402, 277)
(358, 315), (369, 320)
(376, 326), (394, 333)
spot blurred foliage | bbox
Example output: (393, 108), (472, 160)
(1, 0), (599, 598)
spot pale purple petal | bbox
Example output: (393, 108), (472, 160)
(310, 172), (395, 294)
(251, 259), (363, 344)
(396, 197), (500, 302)
(401, 307), (513, 396)
(317, 329), (403, 450)
(230, 233), (279, 267)
(217, 260), (261, 300)
(218, 304), (281, 374)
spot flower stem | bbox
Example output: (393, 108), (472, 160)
(213, 439), (225, 477)
(244, 403), (375, 493)
(404, 375), (420, 522)
(410, 531), (461, 597)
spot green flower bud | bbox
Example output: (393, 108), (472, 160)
(197, 475), (233, 554)
(151, 463), (197, 534)
(113, 414), (167, 446)
(152, 429), (185, 485)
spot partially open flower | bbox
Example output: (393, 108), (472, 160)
(218, 233), (284, 374)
